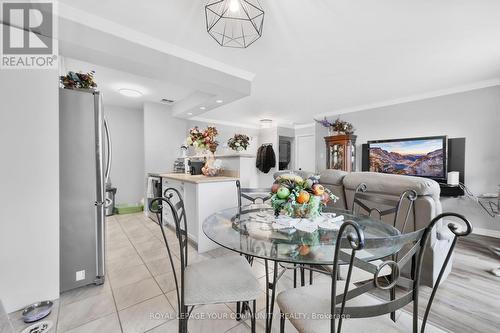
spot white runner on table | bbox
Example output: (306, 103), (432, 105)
(272, 214), (345, 233)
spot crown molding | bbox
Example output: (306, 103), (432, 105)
(315, 77), (500, 119)
(294, 122), (315, 129)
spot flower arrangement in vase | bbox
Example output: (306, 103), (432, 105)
(314, 117), (354, 135)
(60, 71), (97, 90)
(227, 134), (250, 152)
(270, 174), (338, 218)
(186, 126), (219, 154)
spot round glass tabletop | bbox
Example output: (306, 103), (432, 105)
(203, 204), (420, 265)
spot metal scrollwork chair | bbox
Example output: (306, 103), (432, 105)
(351, 183), (418, 234)
(277, 213), (472, 333)
(236, 180), (272, 213)
(149, 188), (261, 333)
(304, 183), (418, 292)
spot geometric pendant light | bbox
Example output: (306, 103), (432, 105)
(205, 0), (264, 48)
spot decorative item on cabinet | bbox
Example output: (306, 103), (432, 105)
(228, 133), (250, 151)
(59, 71), (97, 90)
(315, 117), (355, 136)
(325, 134), (357, 172)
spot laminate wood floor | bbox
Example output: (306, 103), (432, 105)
(372, 234), (500, 333)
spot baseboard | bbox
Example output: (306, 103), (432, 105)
(472, 227), (500, 239)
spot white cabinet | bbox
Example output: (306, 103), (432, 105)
(161, 178), (184, 227)
(160, 175), (238, 253)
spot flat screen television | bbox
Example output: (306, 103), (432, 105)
(368, 136), (447, 180)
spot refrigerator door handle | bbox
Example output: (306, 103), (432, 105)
(104, 117), (112, 183)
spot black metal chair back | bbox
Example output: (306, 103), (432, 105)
(236, 180), (272, 214)
(351, 183), (418, 233)
(149, 188), (189, 330)
(330, 213), (472, 333)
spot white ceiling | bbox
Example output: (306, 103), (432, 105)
(59, 0), (500, 125)
(63, 58), (193, 109)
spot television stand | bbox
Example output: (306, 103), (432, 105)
(439, 183), (464, 197)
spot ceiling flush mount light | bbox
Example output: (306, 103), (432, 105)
(200, 106), (207, 110)
(216, 99), (223, 104)
(260, 119), (273, 128)
(118, 88), (143, 98)
(205, 0), (264, 48)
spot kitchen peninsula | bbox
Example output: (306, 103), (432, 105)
(159, 173), (239, 252)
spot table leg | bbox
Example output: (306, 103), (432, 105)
(264, 259), (279, 333)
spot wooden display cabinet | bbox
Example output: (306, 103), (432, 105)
(325, 134), (357, 172)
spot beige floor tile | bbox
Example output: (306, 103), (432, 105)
(127, 228), (154, 242)
(107, 252), (145, 274)
(114, 277), (163, 311)
(62, 312), (121, 333)
(107, 238), (132, 252)
(119, 295), (175, 333)
(60, 279), (111, 306)
(133, 237), (164, 253)
(57, 292), (115, 332)
(139, 246), (170, 263)
(109, 263), (152, 289)
(187, 303), (240, 333)
(108, 244), (138, 262)
(225, 322), (252, 333)
(154, 272), (178, 293)
(145, 319), (179, 333)
(145, 257), (180, 277)
(205, 247), (235, 258)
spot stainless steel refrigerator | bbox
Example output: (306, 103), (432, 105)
(59, 88), (111, 292)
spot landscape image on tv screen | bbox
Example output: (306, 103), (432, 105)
(369, 138), (445, 178)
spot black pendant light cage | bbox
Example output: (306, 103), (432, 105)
(205, 0), (264, 48)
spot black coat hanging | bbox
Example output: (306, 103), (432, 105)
(256, 144), (276, 173)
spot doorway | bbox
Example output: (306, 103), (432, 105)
(295, 134), (315, 172)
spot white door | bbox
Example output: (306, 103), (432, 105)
(296, 135), (316, 172)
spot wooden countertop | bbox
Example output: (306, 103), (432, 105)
(159, 173), (239, 184)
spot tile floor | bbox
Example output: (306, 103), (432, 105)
(9, 212), (447, 333)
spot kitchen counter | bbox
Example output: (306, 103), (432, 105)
(159, 173), (239, 184)
(159, 173), (239, 253)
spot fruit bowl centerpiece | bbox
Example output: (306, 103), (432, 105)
(270, 174), (338, 218)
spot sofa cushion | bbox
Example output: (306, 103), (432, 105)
(319, 169), (348, 185)
(343, 172), (440, 199)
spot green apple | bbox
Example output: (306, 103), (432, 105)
(277, 186), (291, 199)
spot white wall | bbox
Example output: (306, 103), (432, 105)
(105, 105), (144, 205)
(0, 69), (60, 312)
(315, 85), (500, 233)
(144, 102), (187, 173)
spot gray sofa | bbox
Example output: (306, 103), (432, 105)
(320, 169), (452, 287)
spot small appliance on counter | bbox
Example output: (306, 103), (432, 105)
(173, 158), (186, 173)
(189, 160), (205, 175)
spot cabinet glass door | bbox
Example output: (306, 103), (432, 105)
(329, 144), (344, 170)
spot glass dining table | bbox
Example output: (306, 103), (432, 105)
(202, 204), (406, 333)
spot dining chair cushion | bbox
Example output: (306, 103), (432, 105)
(277, 282), (404, 333)
(184, 255), (261, 306)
